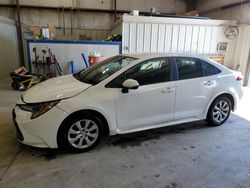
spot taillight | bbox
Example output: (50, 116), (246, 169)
(236, 75), (243, 81)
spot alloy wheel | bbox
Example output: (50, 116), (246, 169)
(67, 119), (99, 149)
(212, 100), (230, 123)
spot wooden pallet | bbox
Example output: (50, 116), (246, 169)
(207, 55), (225, 65)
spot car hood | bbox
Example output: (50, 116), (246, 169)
(22, 74), (92, 103)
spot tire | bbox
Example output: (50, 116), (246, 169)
(57, 113), (103, 153)
(206, 96), (232, 126)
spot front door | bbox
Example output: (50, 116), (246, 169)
(112, 58), (176, 132)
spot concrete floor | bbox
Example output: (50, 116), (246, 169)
(1, 78), (250, 188)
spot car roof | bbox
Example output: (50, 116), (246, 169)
(122, 53), (211, 62)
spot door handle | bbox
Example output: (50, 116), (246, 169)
(161, 87), (174, 93)
(202, 80), (213, 86)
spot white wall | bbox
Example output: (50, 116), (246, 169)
(0, 16), (19, 79)
(27, 41), (120, 74)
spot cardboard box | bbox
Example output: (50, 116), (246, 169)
(49, 27), (57, 39)
(30, 26), (41, 36)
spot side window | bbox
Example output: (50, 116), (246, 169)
(106, 58), (171, 88)
(202, 61), (221, 76)
(176, 58), (203, 80)
(126, 58), (171, 86)
(106, 73), (125, 88)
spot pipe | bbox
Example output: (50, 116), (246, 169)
(114, 0), (117, 22)
(222, 0), (250, 9)
(57, 6), (60, 28)
(70, 7), (73, 35)
(16, 0), (25, 67)
(55, 27), (110, 31)
(0, 4), (173, 15)
(244, 47), (250, 86)
(62, 6), (65, 35)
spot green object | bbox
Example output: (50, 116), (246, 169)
(89, 51), (101, 57)
(104, 34), (122, 41)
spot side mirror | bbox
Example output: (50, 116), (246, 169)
(122, 79), (139, 93)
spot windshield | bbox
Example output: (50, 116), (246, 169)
(74, 55), (137, 85)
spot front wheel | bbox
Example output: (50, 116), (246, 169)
(206, 96), (232, 126)
(57, 113), (103, 152)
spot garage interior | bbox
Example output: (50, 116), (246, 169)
(1, 0), (250, 187)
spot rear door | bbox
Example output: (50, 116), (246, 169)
(174, 57), (220, 120)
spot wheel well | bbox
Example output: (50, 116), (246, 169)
(60, 110), (110, 136)
(212, 93), (235, 111)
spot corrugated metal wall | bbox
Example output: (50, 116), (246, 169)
(0, 17), (19, 79)
(122, 22), (224, 55)
(229, 25), (250, 84)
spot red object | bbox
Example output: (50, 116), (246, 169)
(236, 75), (244, 81)
(88, 56), (106, 65)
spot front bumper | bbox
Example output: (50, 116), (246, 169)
(12, 105), (68, 148)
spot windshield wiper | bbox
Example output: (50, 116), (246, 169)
(73, 72), (80, 80)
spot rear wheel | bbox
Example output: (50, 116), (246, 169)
(58, 113), (103, 152)
(206, 96), (232, 126)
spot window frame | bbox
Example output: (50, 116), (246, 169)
(173, 57), (221, 81)
(105, 57), (175, 88)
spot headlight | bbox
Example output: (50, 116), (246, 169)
(18, 100), (60, 119)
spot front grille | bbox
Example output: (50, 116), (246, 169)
(12, 109), (24, 141)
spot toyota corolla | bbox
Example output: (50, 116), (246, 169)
(12, 54), (243, 152)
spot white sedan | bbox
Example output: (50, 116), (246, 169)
(13, 53), (243, 152)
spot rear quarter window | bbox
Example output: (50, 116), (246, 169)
(202, 61), (221, 76)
